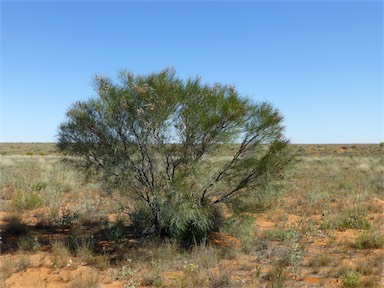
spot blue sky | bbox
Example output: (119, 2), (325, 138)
(1, 1), (383, 143)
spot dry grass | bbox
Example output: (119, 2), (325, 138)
(71, 270), (100, 288)
(0, 144), (383, 287)
(50, 240), (72, 268)
(0, 142), (57, 155)
(0, 256), (16, 279)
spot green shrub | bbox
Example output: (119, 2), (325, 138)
(51, 240), (71, 268)
(1, 256), (16, 279)
(15, 255), (32, 273)
(341, 270), (360, 288)
(320, 213), (370, 230)
(263, 229), (297, 242)
(353, 230), (384, 249)
(75, 239), (95, 265)
(130, 204), (154, 234)
(286, 242), (303, 266)
(30, 182), (48, 191)
(340, 214), (370, 230)
(221, 214), (256, 239)
(160, 198), (214, 247)
(58, 68), (294, 245)
(268, 266), (288, 288)
(12, 192), (43, 210)
(309, 254), (332, 268)
(107, 222), (126, 242)
(17, 236), (41, 252)
(116, 261), (138, 288)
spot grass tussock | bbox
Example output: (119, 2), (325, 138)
(352, 230), (384, 249)
(50, 240), (72, 268)
(71, 270), (100, 288)
(0, 256), (16, 279)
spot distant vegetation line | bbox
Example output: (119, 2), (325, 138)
(0, 143), (382, 157)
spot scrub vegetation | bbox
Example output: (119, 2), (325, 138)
(1, 144), (383, 287)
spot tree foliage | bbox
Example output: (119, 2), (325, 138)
(58, 68), (294, 245)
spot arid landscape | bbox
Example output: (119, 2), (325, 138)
(1, 143), (383, 288)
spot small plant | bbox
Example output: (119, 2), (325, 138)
(286, 242), (303, 266)
(12, 192), (43, 210)
(141, 260), (163, 287)
(263, 229), (297, 242)
(107, 223), (125, 242)
(340, 214), (370, 230)
(60, 208), (80, 226)
(0, 256), (16, 279)
(17, 235), (41, 252)
(71, 271), (100, 288)
(221, 214), (258, 253)
(309, 254), (332, 268)
(352, 230), (384, 249)
(51, 240), (71, 268)
(77, 213), (108, 228)
(359, 276), (381, 288)
(179, 261), (208, 287)
(117, 260), (138, 288)
(207, 267), (234, 288)
(183, 262), (199, 275)
(341, 270), (360, 288)
(268, 265), (288, 288)
(75, 238), (95, 265)
(371, 175), (384, 193)
(46, 208), (80, 230)
(98, 254), (111, 268)
(321, 212), (370, 230)
(30, 182), (48, 192)
(252, 264), (263, 279)
(355, 261), (375, 276)
(15, 255), (32, 272)
(222, 214), (256, 237)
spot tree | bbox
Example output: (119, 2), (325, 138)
(58, 68), (294, 246)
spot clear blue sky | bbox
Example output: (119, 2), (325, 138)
(1, 1), (383, 143)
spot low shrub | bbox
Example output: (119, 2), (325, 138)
(130, 204), (154, 235)
(12, 192), (43, 210)
(308, 254), (332, 268)
(71, 271), (100, 288)
(321, 213), (370, 230)
(0, 256), (16, 279)
(30, 182), (48, 192)
(267, 265), (288, 288)
(107, 221), (126, 242)
(263, 229), (297, 242)
(352, 230), (384, 249)
(17, 235), (41, 252)
(341, 270), (360, 288)
(15, 256), (32, 273)
(50, 240), (71, 268)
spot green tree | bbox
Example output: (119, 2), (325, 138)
(58, 68), (294, 246)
